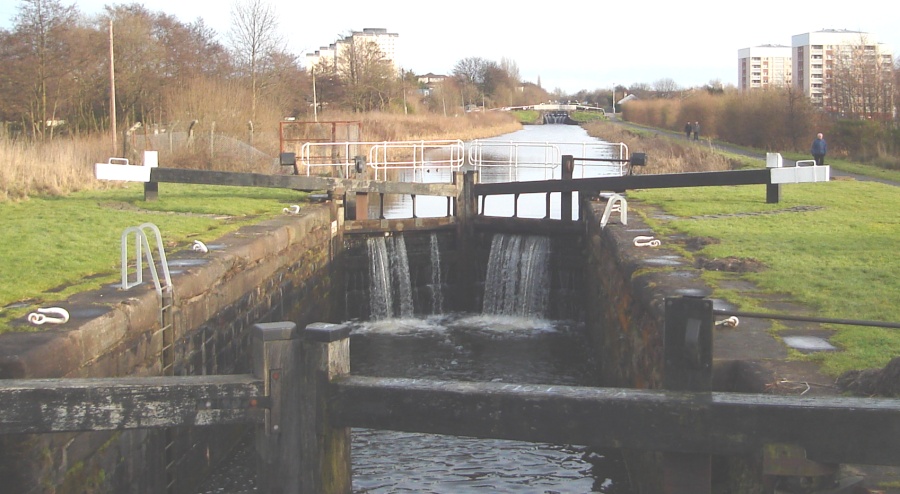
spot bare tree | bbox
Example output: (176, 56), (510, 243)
(452, 57), (489, 106)
(829, 34), (894, 121)
(228, 0), (281, 119)
(652, 78), (680, 98)
(9, 0), (80, 139)
(334, 36), (395, 112)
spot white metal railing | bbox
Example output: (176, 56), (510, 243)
(468, 140), (631, 178)
(298, 141), (360, 177)
(575, 142), (630, 177)
(298, 140), (465, 180)
(368, 139), (465, 180)
(468, 141), (562, 170)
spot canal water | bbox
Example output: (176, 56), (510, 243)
(372, 124), (624, 220)
(197, 124), (635, 493)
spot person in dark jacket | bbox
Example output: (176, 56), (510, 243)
(811, 133), (827, 166)
(684, 122), (692, 139)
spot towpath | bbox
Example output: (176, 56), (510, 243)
(606, 114), (900, 187)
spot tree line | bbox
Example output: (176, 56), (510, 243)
(0, 0), (553, 142)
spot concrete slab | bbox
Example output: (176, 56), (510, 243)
(783, 335), (837, 352)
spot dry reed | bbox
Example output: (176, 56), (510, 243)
(0, 135), (117, 201)
(0, 111), (521, 201)
(583, 120), (735, 174)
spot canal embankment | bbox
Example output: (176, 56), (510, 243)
(0, 204), (338, 493)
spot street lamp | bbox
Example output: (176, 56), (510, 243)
(612, 84), (616, 114)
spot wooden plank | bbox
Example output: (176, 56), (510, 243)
(472, 216), (582, 235)
(473, 169), (772, 196)
(330, 376), (900, 467)
(0, 375), (264, 434)
(343, 217), (458, 234)
(150, 168), (459, 196)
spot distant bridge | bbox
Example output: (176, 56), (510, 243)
(502, 103), (606, 114)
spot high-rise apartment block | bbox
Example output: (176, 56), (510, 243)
(305, 28), (399, 72)
(791, 29), (893, 112)
(737, 45), (792, 91)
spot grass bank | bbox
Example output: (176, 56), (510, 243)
(584, 120), (900, 376)
(0, 184), (305, 331)
(0, 112), (520, 333)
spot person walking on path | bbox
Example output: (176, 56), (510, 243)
(692, 121), (700, 141)
(811, 133), (827, 166)
(684, 122), (692, 140)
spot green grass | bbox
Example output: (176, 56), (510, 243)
(511, 110), (540, 124)
(0, 183), (308, 332)
(569, 111), (607, 123)
(632, 180), (900, 375)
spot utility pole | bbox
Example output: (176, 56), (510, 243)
(612, 83), (616, 115)
(312, 68), (318, 122)
(109, 20), (117, 156)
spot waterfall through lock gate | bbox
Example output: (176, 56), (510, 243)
(482, 233), (551, 318)
(428, 233), (444, 314)
(366, 235), (414, 319)
(366, 232), (551, 320)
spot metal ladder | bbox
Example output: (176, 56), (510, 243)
(120, 223), (177, 492)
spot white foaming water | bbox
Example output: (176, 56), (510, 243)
(366, 235), (414, 319)
(482, 234), (551, 318)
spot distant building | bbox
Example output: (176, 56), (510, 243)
(417, 73), (446, 85)
(791, 29), (893, 114)
(305, 28), (399, 73)
(737, 45), (792, 91)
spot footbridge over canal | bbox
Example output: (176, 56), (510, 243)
(0, 139), (875, 494)
(503, 103), (607, 124)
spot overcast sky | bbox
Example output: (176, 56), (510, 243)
(2, 0), (897, 94)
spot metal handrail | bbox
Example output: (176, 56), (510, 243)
(469, 141), (631, 177)
(121, 222), (172, 298)
(368, 139), (465, 180)
(298, 140), (465, 179)
(468, 141), (562, 169)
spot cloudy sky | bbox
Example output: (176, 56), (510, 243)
(2, 0), (897, 93)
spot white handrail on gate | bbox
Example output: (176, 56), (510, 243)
(468, 141), (562, 169)
(298, 140), (465, 179)
(368, 139), (465, 180)
(576, 142), (630, 178)
(298, 141), (360, 177)
(467, 141), (631, 177)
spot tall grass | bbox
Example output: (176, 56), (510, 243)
(620, 90), (900, 169)
(0, 111), (521, 201)
(0, 135), (116, 201)
(582, 120), (736, 174)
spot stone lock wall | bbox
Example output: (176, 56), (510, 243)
(0, 205), (339, 494)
